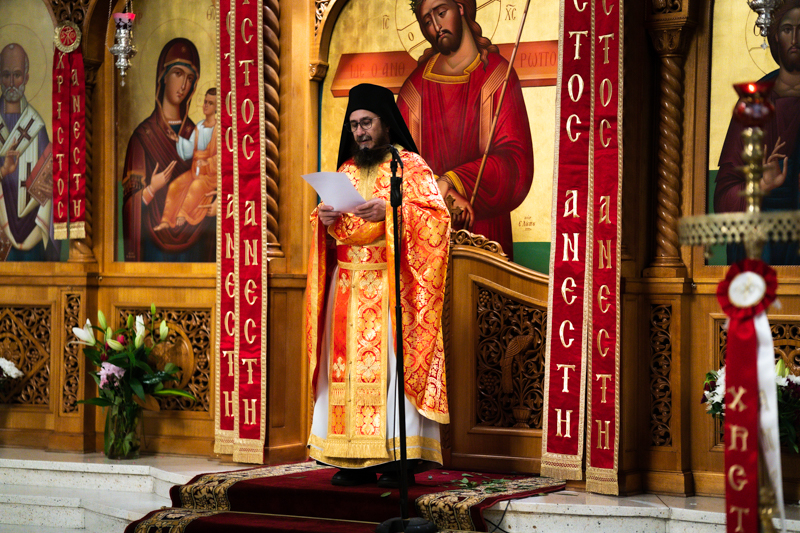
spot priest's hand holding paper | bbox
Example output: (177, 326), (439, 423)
(352, 198), (386, 222)
(318, 203), (342, 226)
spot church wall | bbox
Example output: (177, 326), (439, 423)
(0, 0), (315, 464)
(0, 0), (796, 503)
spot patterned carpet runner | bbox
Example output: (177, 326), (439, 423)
(125, 461), (565, 533)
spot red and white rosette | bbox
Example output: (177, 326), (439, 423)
(717, 258), (784, 533)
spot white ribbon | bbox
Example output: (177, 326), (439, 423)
(754, 311), (785, 532)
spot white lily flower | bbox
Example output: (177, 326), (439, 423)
(776, 358), (788, 378)
(160, 320), (169, 341)
(72, 319), (96, 346)
(134, 315), (146, 348)
(107, 338), (125, 351)
(97, 310), (108, 332)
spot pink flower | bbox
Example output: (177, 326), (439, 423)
(117, 334), (127, 346)
(99, 362), (125, 389)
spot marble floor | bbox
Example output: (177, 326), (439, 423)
(0, 447), (798, 533)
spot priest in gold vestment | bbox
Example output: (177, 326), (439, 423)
(305, 84), (450, 488)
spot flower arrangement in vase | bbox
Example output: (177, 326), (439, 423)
(73, 304), (195, 459)
(703, 359), (800, 453)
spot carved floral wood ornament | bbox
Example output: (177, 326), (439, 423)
(476, 285), (546, 430)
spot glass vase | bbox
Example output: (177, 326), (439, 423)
(105, 401), (142, 460)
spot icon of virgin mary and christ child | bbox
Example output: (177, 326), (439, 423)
(120, 38), (217, 262)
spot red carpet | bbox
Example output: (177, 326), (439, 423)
(125, 462), (565, 532)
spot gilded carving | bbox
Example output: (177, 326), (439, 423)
(0, 306), (51, 405)
(50, 0), (91, 25)
(651, 0), (682, 16)
(476, 286), (546, 429)
(315, 0), (333, 36)
(62, 294), (81, 413)
(309, 60), (329, 82)
(119, 307), (211, 412)
(451, 229), (508, 259)
(650, 304), (672, 446)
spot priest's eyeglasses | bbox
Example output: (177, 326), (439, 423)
(347, 117), (380, 132)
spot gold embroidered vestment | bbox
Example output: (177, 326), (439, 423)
(305, 148), (450, 463)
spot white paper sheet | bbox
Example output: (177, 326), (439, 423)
(302, 172), (366, 213)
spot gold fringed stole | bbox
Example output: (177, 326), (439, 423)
(324, 243), (392, 460)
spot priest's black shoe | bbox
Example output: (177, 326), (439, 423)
(330, 468), (377, 486)
(377, 471), (416, 489)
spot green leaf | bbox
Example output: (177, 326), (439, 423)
(107, 353), (131, 367)
(163, 362), (180, 374)
(78, 397), (113, 407)
(153, 389), (196, 400)
(134, 360), (155, 374)
(130, 377), (146, 400)
(381, 492), (391, 498)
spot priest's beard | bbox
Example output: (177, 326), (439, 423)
(351, 130), (392, 168)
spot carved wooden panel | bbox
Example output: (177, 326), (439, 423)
(50, 0), (90, 25)
(650, 304), (673, 446)
(62, 293), (82, 413)
(314, 0), (332, 36)
(716, 317), (800, 372)
(713, 317), (800, 446)
(475, 285), (546, 429)
(0, 306), (51, 405)
(118, 307), (211, 412)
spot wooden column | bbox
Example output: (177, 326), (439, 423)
(644, 0), (696, 278)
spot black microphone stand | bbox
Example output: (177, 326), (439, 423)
(376, 148), (437, 533)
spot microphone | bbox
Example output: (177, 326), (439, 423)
(386, 144), (403, 169)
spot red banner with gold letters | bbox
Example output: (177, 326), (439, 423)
(53, 48), (70, 240)
(213, 0), (268, 464)
(52, 34), (86, 240)
(716, 260), (778, 533)
(542, 0), (622, 495)
(214, 0), (236, 455)
(233, 0), (267, 463)
(585, 0), (622, 495)
(541, 0), (593, 481)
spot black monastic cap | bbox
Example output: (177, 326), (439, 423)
(336, 83), (419, 169)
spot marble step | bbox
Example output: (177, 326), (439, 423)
(0, 526), (85, 533)
(0, 457), (188, 499)
(0, 483), (170, 531)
